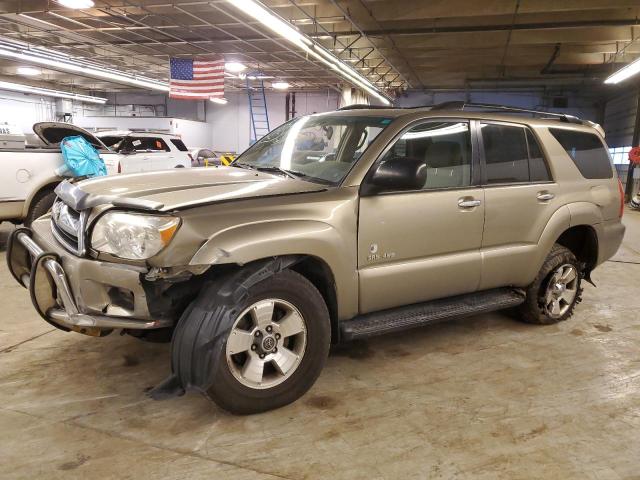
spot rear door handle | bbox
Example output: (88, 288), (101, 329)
(458, 198), (481, 208)
(537, 192), (555, 201)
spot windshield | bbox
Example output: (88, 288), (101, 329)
(99, 135), (125, 149)
(233, 114), (393, 185)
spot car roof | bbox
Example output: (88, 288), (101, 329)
(96, 130), (180, 139)
(314, 104), (603, 135)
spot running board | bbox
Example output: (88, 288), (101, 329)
(340, 288), (525, 341)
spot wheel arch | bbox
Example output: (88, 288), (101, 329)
(187, 220), (359, 321)
(288, 255), (340, 344)
(21, 178), (61, 218)
(555, 224), (599, 274)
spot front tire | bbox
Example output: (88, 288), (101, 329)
(518, 244), (583, 324)
(24, 189), (56, 227)
(173, 269), (330, 414)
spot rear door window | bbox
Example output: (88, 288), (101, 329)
(482, 124), (529, 184)
(130, 137), (170, 152)
(548, 128), (612, 179)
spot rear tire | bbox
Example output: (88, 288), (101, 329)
(172, 269), (330, 414)
(518, 244), (582, 325)
(24, 189), (56, 227)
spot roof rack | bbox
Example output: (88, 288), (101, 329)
(429, 101), (583, 124)
(337, 104), (395, 111)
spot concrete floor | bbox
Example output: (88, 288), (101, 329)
(1, 212), (640, 480)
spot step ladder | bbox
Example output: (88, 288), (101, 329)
(246, 77), (270, 144)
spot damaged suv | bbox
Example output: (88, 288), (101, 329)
(7, 103), (625, 414)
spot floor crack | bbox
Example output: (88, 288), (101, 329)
(0, 329), (56, 353)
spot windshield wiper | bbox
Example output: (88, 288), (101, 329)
(254, 166), (299, 179)
(231, 162), (255, 170)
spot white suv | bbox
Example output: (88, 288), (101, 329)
(0, 124), (192, 226)
(96, 131), (192, 173)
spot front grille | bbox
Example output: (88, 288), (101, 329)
(51, 199), (85, 255)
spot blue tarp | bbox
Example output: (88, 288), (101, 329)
(60, 135), (107, 177)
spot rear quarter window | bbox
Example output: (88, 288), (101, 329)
(548, 128), (612, 179)
(170, 139), (188, 151)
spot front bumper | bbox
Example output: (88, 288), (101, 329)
(7, 220), (172, 335)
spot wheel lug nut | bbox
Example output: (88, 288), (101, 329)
(266, 326), (273, 333)
(254, 331), (261, 337)
(251, 344), (257, 351)
(259, 353), (265, 359)
(275, 333), (281, 340)
(273, 347), (278, 353)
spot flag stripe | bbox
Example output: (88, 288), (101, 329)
(171, 80), (225, 86)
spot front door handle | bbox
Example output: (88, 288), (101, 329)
(458, 198), (481, 208)
(537, 192), (555, 202)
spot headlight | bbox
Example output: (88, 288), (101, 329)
(91, 212), (180, 260)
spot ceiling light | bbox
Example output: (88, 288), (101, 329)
(17, 66), (40, 76)
(272, 81), (290, 90)
(210, 97), (228, 104)
(56, 0), (95, 8)
(605, 57), (640, 84)
(0, 80), (107, 104)
(0, 39), (169, 92)
(226, 0), (311, 49)
(224, 0), (391, 105)
(225, 62), (247, 73)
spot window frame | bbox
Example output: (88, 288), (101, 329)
(128, 136), (171, 153)
(361, 117), (481, 196)
(476, 120), (554, 187)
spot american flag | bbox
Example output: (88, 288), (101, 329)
(169, 57), (225, 100)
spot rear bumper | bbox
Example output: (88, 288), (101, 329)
(596, 219), (626, 266)
(7, 220), (171, 334)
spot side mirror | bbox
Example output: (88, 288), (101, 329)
(363, 157), (427, 195)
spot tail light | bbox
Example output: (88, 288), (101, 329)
(618, 178), (625, 218)
(117, 161), (122, 174)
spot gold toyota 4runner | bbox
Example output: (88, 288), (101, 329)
(7, 103), (626, 414)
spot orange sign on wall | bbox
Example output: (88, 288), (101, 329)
(629, 147), (640, 165)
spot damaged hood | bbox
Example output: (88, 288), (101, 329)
(33, 122), (109, 150)
(76, 166), (327, 211)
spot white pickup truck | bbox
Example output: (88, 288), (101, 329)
(1, 123), (192, 226)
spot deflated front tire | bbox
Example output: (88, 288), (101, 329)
(169, 268), (331, 414)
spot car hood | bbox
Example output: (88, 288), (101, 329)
(77, 166), (327, 211)
(33, 122), (109, 150)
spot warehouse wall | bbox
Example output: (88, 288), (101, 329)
(0, 91), (56, 132)
(206, 90), (339, 154)
(603, 90), (638, 148)
(0, 88), (339, 153)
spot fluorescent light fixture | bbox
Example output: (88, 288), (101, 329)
(227, 0), (311, 50)
(225, 62), (247, 73)
(56, 0), (94, 8)
(605, 57), (640, 84)
(0, 39), (169, 92)
(0, 80), (107, 104)
(17, 66), (40, 76)
(272, 81), (290, 90)
(210, 97), (228, 104)
(225, 0), (392, 105)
